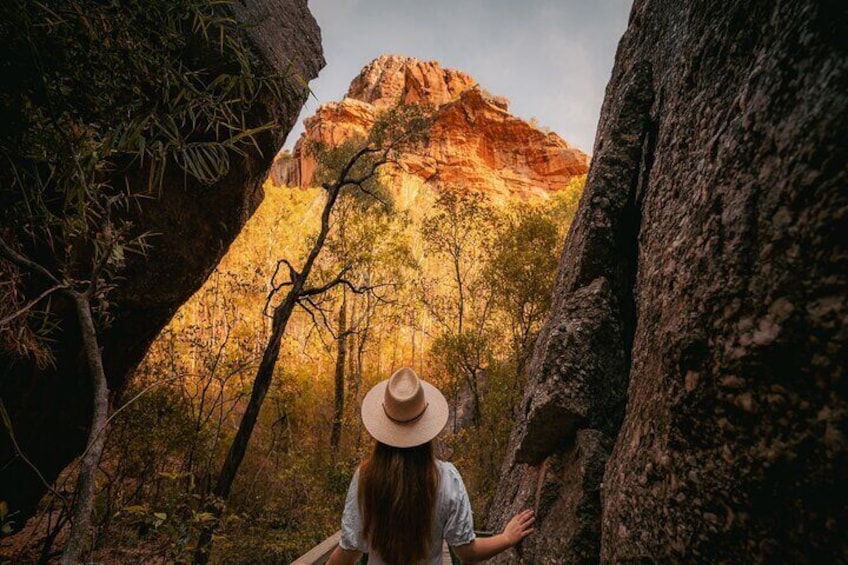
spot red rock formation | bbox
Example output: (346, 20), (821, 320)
(346, 54), (476, 108)
(273, 55), (589, 203)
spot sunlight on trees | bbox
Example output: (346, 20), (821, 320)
(4, 61), (583, 558)
(103, 177), (581, 563)
(190, 103), (432, 563)
(4, 167), (583, 563)
(46, 174), (581, 563)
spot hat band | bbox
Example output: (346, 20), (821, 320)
(382, 401), (429, 423)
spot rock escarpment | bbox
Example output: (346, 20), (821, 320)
(488, 0), (847, 562)
(0, 0), (324, 522)
(273, 55), (589, 203)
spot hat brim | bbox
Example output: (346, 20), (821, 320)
(361, 378), (449, 448)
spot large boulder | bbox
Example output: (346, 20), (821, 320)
(488, 0), (847, 562)
(0, 0), (324, 524)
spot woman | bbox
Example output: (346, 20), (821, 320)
(327, 367), (535, 565)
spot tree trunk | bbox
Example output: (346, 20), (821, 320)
(190, 128), (412, 562)
(60, 293), (110, 565)
(353, 318), (369, 451)
(193, 183), (343, 565)
(193, 293), (297, 564)
(330, 290), (347, 452)
(469, 373), (482, 427)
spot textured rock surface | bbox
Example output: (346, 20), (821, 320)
(488, 0), (847, 562)
(0, 0), (324, 522)
(272, 55), (589, 204)
(346, 54), (476, 108)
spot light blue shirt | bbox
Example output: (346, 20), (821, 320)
(340, 459), (476, 564)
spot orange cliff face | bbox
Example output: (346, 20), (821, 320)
(272, 55), (589, 205)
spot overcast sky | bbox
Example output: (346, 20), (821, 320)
(285, 0), (632, 154)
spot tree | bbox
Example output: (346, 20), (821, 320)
(193, 104), (430, 563)
(0, 195), (149, 565)
(0, 2), (299, 560)
(316, 162), (418, 453)
(329, 287), (350, 452)
(314, 151), (394, 454)
(420, 187), (500, 428)
(485, 206), (561, 375)
(329, 208), (417, 452)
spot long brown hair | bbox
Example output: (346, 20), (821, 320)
(358, 441), (440, 564)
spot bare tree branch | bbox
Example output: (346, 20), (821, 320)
(300, 265), (352, 297)
(352, 181), (391, 209)
(264, 259), (298, 318)
(0, 236), (63, 286)
(340, 152), (389, 189)
(0, 283), (66, 326)
(334, 146), (382, 188)
(281, 258), (300, 283)
(0, 398), (68, 511)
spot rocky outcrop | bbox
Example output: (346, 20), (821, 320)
(272, 55), (589, 204)
(0, 0), (324, 523)
(488, 0), (847, 562)
(346, 54), (477, 108)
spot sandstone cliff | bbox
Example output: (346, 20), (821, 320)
(487, 0), (847, 562)
(272, 55), (589, 204)
(0, 0), (324, 522)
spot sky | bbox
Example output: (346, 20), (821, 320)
(285, 0), (633, 154)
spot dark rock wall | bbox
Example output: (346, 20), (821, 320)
(0, 0), (323, 522)
(488, 0), (847, 562)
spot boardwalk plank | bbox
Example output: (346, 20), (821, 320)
(442, 541), (454, 564)
(292, 532), (455, 564)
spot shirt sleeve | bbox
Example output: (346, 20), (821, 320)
(339, 469), (367, 552)
(443, 463), (476, 547)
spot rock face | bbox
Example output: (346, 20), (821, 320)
(0, 0), (323, 523)
(273, 55), (589, 204)
(487, 0), (847, 563)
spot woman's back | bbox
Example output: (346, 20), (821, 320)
(340, 459), (475, 565)
(327, 368), (533, 565)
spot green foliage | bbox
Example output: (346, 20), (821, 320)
(424, 178), (585, 522)
(0, 0), (299, 359)
(420, 186), (501, 330)
(487, 208), (561, 306)
(1, 0), (293, 208)
(484, 203), (563, 369)
(420, 187), (499, 263)
(312, 136), (395, 215)
(546, 176), (586, 239)
(449, 359), (520, 520)
(98, 357), (354, 564)
(4, 86), (585, 559)
(310, 103), (431, 208)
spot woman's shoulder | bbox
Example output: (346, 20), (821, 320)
(436, 459), (465, 487)
(435, 460), (472, 525)
(436, 458), (457, 472)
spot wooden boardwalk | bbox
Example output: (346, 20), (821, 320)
(441, 541), (454, 564)
(290, 530), (340, 564)
(291, 530), (454, 564)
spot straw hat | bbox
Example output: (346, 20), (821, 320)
(361, 367), (449, 448)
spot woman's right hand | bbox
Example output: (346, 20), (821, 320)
(502, 509), (535, 546)
(453, 508), (536, 562)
